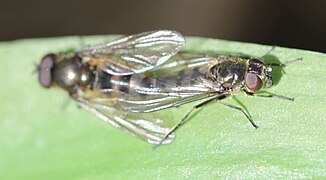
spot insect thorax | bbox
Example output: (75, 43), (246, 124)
(209, 59), (247, 91)
(53, 55), (95, 92)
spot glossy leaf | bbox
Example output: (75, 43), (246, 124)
(0, 35), (325, 179)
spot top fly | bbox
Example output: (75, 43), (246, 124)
(38, 30), (299, 146)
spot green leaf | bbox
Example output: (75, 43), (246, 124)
(1, 35), (325, 179)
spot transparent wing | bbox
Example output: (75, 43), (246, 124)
(90, 53), (220, 113)
(80, 30), (185, 75)
(150, 52), (217, 72)
(118, 53), (219, 112)
(74, 96), (175, 145)
(117, 92), (219, 113)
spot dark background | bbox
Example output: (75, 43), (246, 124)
(1, 0), (325, 52)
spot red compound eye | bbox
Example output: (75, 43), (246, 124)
(245, 73), (262, 91)
(39, 54), (55, 88)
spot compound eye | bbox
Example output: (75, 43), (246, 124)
(39, 54), (55, 88)
(245, 73), (263, 91)
(248, 58), (264, 65)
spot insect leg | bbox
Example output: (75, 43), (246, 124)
(155, 95), (225, 147)
(267, 57), (302, 67)
(217, 100), (259, 129)
(244, 90), (294, 101)
(261, 46), (276, 59)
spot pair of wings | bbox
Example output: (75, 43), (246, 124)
(80, 30), (186, 75)
(76, 30), (218, 145)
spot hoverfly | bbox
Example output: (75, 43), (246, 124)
(38, 30), (298, 146)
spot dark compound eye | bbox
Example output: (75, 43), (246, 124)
(248, 58), (264, 75)
(39, 54), (55, 88)
(245, 73), (263, 91)
(248, 58), (264, 65)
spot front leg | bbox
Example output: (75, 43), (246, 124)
(267, 57), (302, 67)
(244, 90), (294, 101)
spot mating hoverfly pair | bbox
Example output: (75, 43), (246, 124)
(38, 30), (297, 146)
